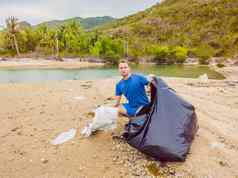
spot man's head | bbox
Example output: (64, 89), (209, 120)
(118, 60), (130, 79)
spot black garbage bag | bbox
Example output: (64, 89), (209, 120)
(123, 77), (198, 161)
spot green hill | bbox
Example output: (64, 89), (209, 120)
(100, 0), (238, 58)
(36, 16), (115, 29)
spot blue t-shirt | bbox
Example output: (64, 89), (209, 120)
(115, 73), (149, 116)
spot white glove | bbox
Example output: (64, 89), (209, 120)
(147, 74), (156, 82)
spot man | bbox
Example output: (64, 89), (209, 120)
(114, 60), (152, 117)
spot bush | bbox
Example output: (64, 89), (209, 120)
(192, 44), (215, 65)
(173, 46), (188, 64)
(152, 45), (171, 64)
(104, 50), (120, 64)
(0, 48), (16, 56)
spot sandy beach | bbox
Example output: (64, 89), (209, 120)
(0, 59), (104, 69)
(0, 61), (237, 178)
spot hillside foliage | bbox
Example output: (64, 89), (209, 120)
(0, 0), (237, 64)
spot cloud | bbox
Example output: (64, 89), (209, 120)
(0, 0), (159, 26)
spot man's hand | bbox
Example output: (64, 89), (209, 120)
(114, 95), (121, 107)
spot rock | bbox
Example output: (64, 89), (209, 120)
(93, 154), (97, 159)
(41, 158), (48, 164)
(11, 127), (20, 132)
(78, 166), (83, 171)
(8, 116), (13, 119)
(116, 144), (121, 149)
(112, 157), (117, 162)
(86, 111), (94, 118)
(17, 131), (22, 136)
(218, 160), (229, 167)
(185, 58), (198, 64)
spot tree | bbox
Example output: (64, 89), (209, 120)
(58, 20), (82, 54)
(6, 16), (20, 56)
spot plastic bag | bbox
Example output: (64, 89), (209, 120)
(81, 106), (118, 137)
(51, 128), (77, 145)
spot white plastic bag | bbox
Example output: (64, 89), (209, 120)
(81, 106), (118, 137)
(198, 73), (209, 83)
(51, 128), (77, 145)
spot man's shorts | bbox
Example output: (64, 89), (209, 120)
(122, 103), (144, 117)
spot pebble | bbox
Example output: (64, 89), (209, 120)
(93, 154), (97, 158)
(110, 139), (179, 177)
(41, 158), (48, 164)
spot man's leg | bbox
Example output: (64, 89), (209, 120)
(118, 104), (128, 117)
(111, 104), (128, 140)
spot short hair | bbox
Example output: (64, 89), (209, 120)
(118, 59), (129, 65)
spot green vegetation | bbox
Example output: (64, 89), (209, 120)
(0, 19), (124, 64)
(99, 0), (238, 62)
(0, 0), (238, 65)
(191, 44), (215, 64)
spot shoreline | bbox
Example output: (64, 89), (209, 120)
(0, 60), (104, 69)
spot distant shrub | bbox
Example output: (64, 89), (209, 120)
(192, 45), (215, 65)
(0, 48), (16, 56)
(0, 48), (6, 55)
(104, 50), (120, 64)
(172, 46), (188, 64)
(152, 45), (171, 64)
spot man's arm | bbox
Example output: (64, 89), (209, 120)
(114, 95), (122, 107)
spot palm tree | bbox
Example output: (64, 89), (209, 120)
(6, 16), (20, 56)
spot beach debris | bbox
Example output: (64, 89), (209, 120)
(198, 73), (209, 83)
(73, 96), (86, 101)
(81, 106), (118, 137)
(224, 80), (238, 87)
(81, 123), (93, 137)
(51, 128), (77, 145)
(106, 96), (114, 101)
(81, 84), (92, 89)
(209, 142), (225, 149)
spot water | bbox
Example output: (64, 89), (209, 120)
(0, 64), (225, 83)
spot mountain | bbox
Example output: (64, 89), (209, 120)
(18, 21), (31, 30)
(36, 16), (116, 29)
(100, 0), (238, 57)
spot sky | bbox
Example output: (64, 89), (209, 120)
(0, 0), (159, 26)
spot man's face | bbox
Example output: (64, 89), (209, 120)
(118, 62), (130, 78)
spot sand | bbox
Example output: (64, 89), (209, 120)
(0, 61), (237, 178)
(0, 59), (104, 69)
